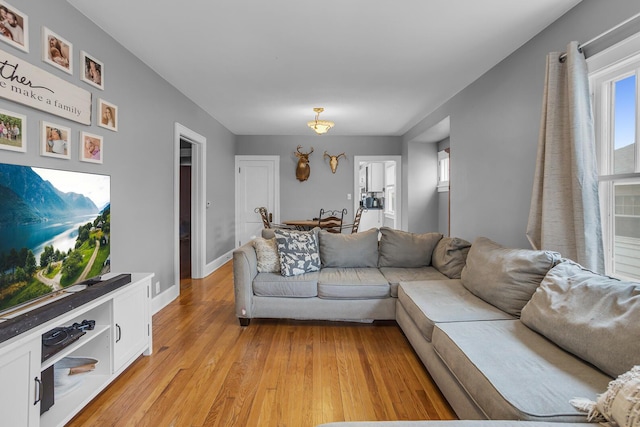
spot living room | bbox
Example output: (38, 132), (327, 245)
(0, 0), (635, 307)
(0, 0), (639, 426)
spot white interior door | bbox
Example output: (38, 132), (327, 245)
(235, 156), (279, 246)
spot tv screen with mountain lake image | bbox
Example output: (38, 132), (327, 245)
(0, 163), (110, 315)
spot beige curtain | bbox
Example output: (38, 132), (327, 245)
(526, 41), (604, 273)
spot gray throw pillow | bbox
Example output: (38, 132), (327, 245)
(431, 236), (472, 279)
(274, 229), (321, 277)
(378, 227), (443, 268)
(521, 260), (640, 378)
(318, 228), (379, 268)
(460, 237), (561, 317)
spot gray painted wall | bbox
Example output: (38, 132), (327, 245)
(236, 135), (402, 225)
(406, 141), (439, 233)
(403, 0), (640, 249)
(0, 1), (236, 297)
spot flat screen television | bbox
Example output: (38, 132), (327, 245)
(0, 162), (110, 316)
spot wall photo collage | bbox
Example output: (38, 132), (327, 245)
(0, 0), (118, 165)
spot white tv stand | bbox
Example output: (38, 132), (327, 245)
(0, 272), (153, 427)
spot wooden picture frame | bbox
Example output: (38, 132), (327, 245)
(42, 26), (72, 75)
(80, 50), (103, 90)
(0, 108), (26, 152)
(98, 98), (117, 131)
(41, 121), (70, 159)
(80, 131), (103, 164)
(0, 1), (28, 52)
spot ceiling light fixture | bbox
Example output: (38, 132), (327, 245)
(307, 107), (334, 135)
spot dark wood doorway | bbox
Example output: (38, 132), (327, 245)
(179, 139), (192, 279)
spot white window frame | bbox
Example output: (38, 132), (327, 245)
(589, 32), (640, 280)
(437, 149), (450, 192)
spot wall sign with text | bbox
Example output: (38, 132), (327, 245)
(0, 48), (91, 125)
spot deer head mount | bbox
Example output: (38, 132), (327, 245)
(324, 151), (346, 174)
(294, 145), (314, 182)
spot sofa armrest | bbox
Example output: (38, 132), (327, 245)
(233, 242), (258, 323)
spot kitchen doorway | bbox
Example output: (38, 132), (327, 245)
(353, 155), (403, 231)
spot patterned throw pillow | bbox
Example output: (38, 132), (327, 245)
(253, 237), (280, 273)
(274, 229), (321, 277)
(571, 365), (640, 427)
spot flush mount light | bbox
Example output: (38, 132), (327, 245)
(307, 107), (334, 135)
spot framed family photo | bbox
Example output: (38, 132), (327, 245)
(0, 108), (26, 153)
(0, 1), (28, 52)
(41, 121), (71, 159)
(42, 26), (72, 74)
(81, 50), (103, 90)
(80, 131), (103, 164)
(98, 98), (117, 131)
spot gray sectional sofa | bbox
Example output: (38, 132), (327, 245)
(232, 228), (640, 426)
(233, 227), (462, 325)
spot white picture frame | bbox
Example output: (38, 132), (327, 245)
(0, 108), (26, 152)
(97, 98), (117, 131)
(42, 26), (72, 75)
(41, 120), (71, 159)
(80, 50), (103, 90)
(80, 131), (103, 164)
(0, 1), (28, 53)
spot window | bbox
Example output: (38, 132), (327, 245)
(590, 35), (640, 280)
(437, 149), (450, 192)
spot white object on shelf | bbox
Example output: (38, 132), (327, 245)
(54, 357), (98, 397)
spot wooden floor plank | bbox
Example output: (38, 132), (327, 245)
(66, 261), (456, 426)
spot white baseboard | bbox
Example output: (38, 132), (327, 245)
(151, 249), (233, 315)
(203, 250), (233, 277)
(152, 284), (179, 314)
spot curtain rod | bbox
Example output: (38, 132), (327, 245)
(559, 11), (640, 61)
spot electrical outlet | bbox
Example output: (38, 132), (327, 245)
(155, 281), (160, 294)
(347, 193), (352, 200)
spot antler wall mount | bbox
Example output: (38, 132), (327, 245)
(324, 151), (346, 174)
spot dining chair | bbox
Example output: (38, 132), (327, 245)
(317, 208), (347, 233)
(255, 207), (294, 230)
(342, 206), (365, 233)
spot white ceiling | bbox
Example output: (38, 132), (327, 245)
(67, 0), (582, 136)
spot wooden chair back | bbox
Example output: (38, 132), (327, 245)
(351, 206), (365, 233)
(255, 207), (271, 229)
(318, 208), (347, 233)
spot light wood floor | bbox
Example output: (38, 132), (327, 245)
(68, 261), (455, 427)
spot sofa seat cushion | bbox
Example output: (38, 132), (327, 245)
(432, 319), (612, 422)
(398, 280), (514, 341)
(252, 271), (319, 297)
(380, 267), (448, 297)
(318, 268), (390, 299)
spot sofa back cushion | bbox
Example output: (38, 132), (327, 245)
(318, 228), (379, 268)
(378, 227), (442, 268)
(521, 260), (640, 378)
(431, 237), (472, 279)
(461, 237), (561, 317)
